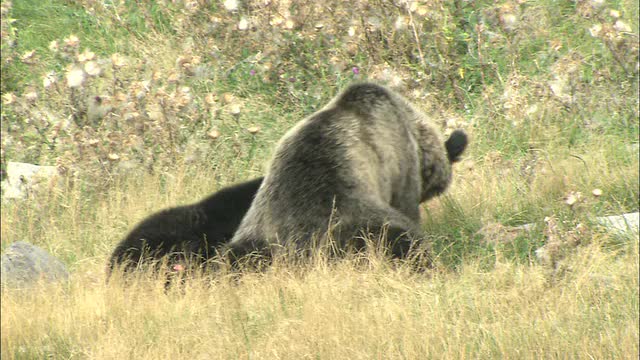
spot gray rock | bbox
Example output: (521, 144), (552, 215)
(596, 212), (639, 234)
(1, 241), (69, 288)
(1, 161), (61, 201)
(522, 212), (639, 238)
(512, 223), (536, 232)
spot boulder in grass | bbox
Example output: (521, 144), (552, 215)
(596, 212), (639, 234)
(1, 161), (61, 201)
(1, 241), (69, 288)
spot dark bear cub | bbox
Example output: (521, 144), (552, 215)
(107, 177), (263, 280)
(226, 83), (468, 263)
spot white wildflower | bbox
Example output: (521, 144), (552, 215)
(2, 92), (17, 105)
(223, 0), (238, 11)
(111, 53), (126, 68)
(84, 61), (102, 76)
(589, 24), (602, 37)
(238, 17), (249, 30)
(77, 48), (95, 62)
(63, 34), (80, 48)
(613, 20), (631, 33)
(49, 40), (59, 52)
(66, 68), (86, 88)
(24, 91), (38, 103)
(43, 72), (57, 89)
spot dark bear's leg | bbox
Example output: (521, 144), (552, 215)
(346, 221), (418, 259)
(351, 206), (423, 259)
(368, 224), (432, 270)
(384, 225), (417, 258)
(106, 241), (156, 282)
(224, 239), (272, 270)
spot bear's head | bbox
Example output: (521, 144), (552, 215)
(416, 123), (468, 202)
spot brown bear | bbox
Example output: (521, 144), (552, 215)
(225, 83), (467, 262)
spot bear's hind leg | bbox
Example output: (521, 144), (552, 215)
(223, 238), (272, 270)
(346, 216), (423, 259)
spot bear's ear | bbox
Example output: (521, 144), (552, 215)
(445, 130), (468, 163)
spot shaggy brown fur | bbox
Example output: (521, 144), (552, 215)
(226, 83), (467, 262)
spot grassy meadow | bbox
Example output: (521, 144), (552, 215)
(1, 0), (638, 358)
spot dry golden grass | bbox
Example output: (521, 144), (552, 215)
(1, 1), (637, 358)
(2, 154), (638, 359)
(1, 236), (637, 359)
(450, 140), (640, 223)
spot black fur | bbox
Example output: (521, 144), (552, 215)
(106, 177), (263, 279)
(445, 130), (468, 163)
